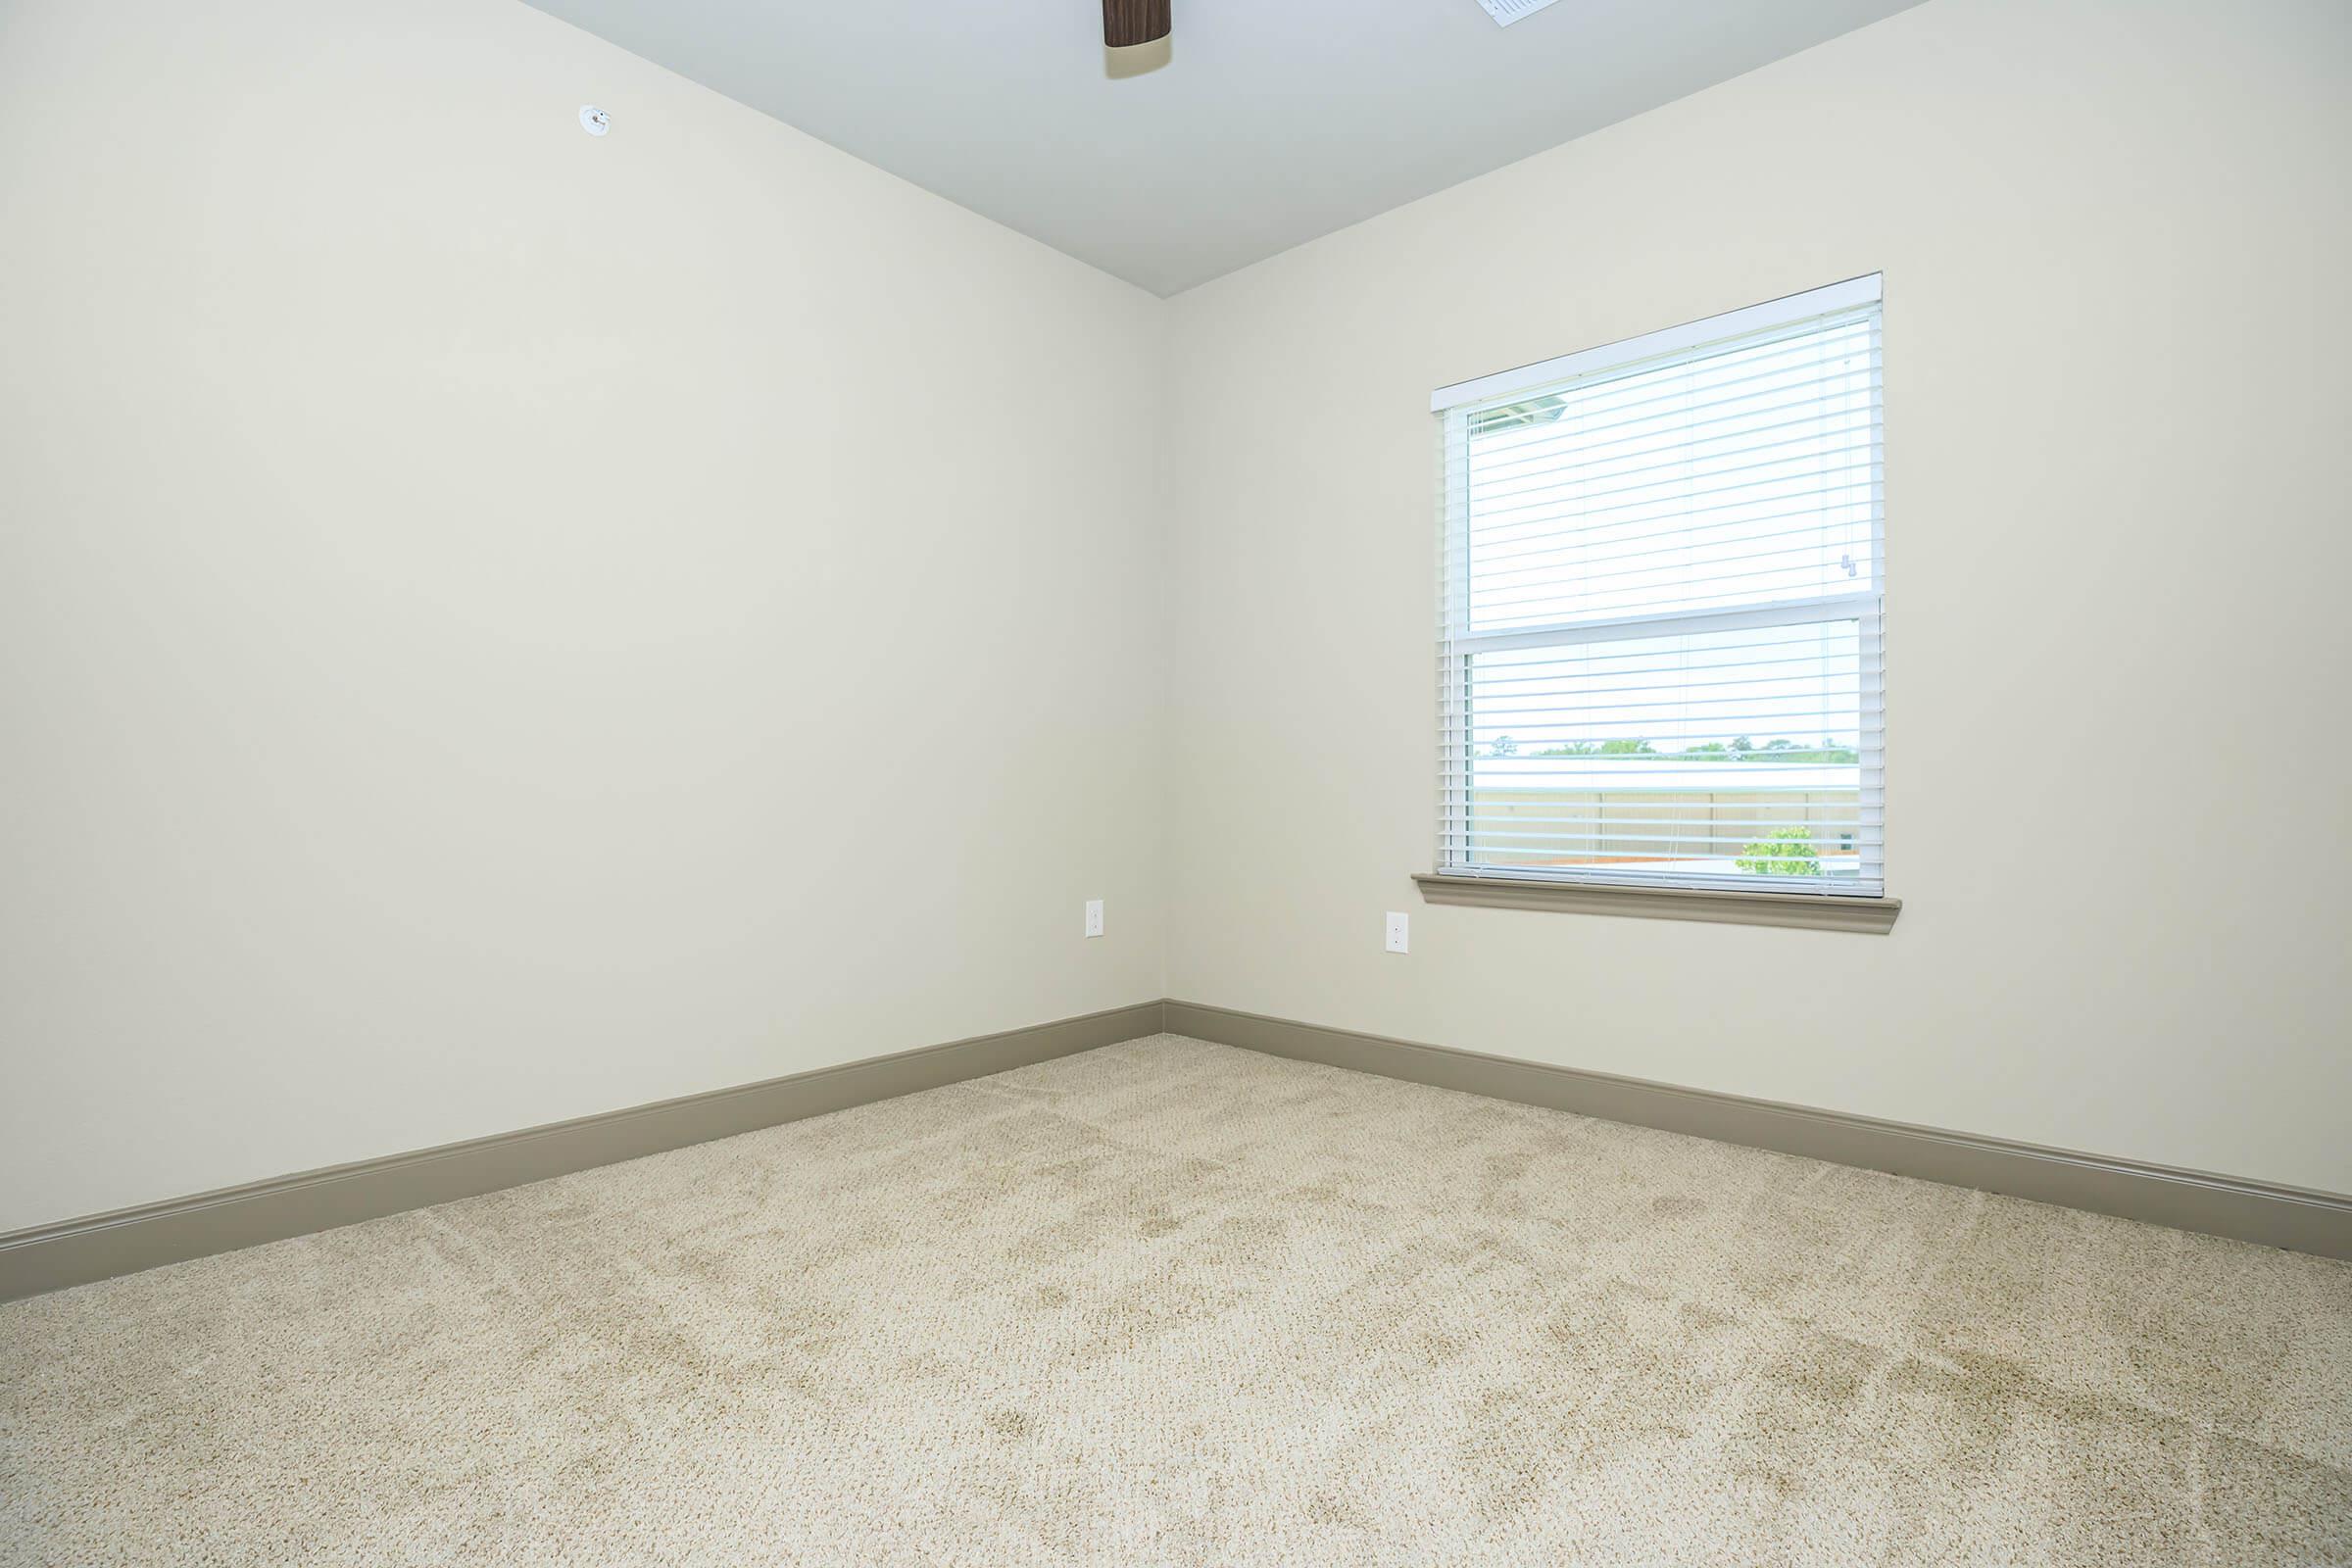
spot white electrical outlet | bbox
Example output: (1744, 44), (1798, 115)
(1085, 899), (1105, 939)
(1385, 911), (1409, 954)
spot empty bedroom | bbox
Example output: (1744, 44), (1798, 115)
(1, 0), (2347, 1562)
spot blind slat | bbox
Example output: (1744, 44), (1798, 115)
(1457, 423), (1881, 517)
(1456, 477), (1882, 559)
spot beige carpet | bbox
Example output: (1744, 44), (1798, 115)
(2, 1035), (2347, 1566)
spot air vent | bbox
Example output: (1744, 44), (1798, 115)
(1474, 0), (1565, 24)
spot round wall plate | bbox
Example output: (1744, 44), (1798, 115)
(579, 105), (610, 136)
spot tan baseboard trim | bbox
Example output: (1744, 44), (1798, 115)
(0, 1000), (1168, 1302)
(1166, 1000), (2352, 1262)
(13, 996), (2341, 1299)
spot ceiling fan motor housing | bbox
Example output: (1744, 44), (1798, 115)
(1102, 0), (1171, 48)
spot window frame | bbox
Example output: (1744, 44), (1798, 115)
(1429, 276), (1896, 931)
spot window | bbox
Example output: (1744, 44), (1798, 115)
(1433, 276), (1886, 906)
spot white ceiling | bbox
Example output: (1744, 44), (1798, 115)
(522, 0), (1925, 296)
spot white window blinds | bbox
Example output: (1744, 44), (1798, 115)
(1434, 276), (1886, 897)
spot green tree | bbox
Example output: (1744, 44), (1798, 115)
(1534, 738), (1655, 757)
(1736, 826), (1822, 877)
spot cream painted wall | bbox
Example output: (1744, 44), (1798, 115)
(5, 0), (2344, 1236)
(0, 0), (1166, 1232)
(1161, 0), (2352, 1194)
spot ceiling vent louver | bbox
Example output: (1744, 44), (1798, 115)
(1473, 0), (1565, 24)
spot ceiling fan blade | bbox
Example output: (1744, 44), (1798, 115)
(1102, 0), (1171, 48)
